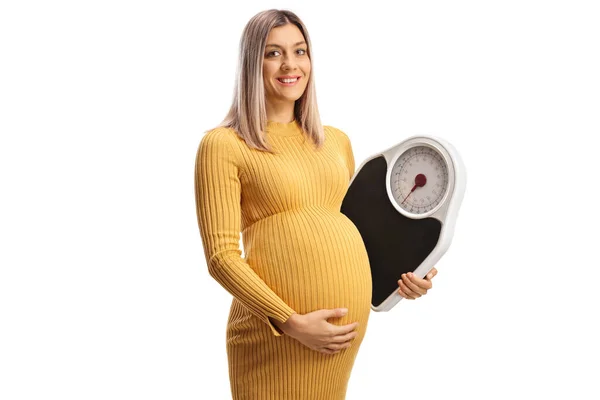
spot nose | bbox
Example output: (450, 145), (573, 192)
(281, 54), (298, 71)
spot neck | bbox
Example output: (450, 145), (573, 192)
(265, 100), (295, 123)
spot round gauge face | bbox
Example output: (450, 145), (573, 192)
(390, 145), (449, 215)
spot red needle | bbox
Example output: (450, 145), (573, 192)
(401, 173), (427, 204)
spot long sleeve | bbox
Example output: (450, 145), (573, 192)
(335, 127), (356, 181)
(194, 129), (297, 336)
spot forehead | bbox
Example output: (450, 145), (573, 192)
(265, 24), (305, 47)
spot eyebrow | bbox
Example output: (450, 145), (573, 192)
(265, 41), (307, 48)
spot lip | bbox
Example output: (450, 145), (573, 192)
(276, 76), (301, 86)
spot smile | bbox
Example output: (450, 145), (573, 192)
(276, 77), (301, 86)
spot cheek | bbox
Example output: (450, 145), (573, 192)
(302, 66), (311, 81)
(262, 63), (274, 79)
(302, 73), (310, 87)
(263, 72), (274, 88)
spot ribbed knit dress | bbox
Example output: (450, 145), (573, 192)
(194, 119), (372, 400)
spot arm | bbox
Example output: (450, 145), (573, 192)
(194, 129), (297, 336)
(336, 127), (355, 181)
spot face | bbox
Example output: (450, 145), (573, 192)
(262, 24), (311, 106)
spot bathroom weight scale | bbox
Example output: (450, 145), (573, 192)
(340, 135), (466, 311)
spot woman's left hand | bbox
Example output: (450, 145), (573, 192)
(397, 267), (438, 300)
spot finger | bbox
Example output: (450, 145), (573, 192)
(325, 340), (352, 352)
(331, 321), (359, 336)
(323, 344), (347, 353)
(405, 272), (431, 292)
(408, 272), (432, 290)
(398, 280), (418, 299)
(426, 268), (438, 280)
(331, 330), (358, 344)
(397, 276), (415, 298)
(325, 341), (350, 350)
(402, 274), (428, 295)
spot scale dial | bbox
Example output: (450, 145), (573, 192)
(390, 145), (450, 216)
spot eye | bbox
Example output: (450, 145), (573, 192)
(266, 49), (308, 57)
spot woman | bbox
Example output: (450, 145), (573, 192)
(194, 9), (437, 399)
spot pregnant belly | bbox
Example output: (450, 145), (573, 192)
(243, 208), (373, 317)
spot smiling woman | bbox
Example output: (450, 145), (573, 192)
(194, 8), (372, 400)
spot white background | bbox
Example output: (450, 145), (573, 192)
(1, 1), (599, 399)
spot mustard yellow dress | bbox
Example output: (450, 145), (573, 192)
(194, 120), (372, 399)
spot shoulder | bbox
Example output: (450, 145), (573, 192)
(197, 127), (241, 155)
(323, 124), (349, 137)
(195, 128), (242, 168)
(201, 126), (238, 145)
(323, 124), (351, 147)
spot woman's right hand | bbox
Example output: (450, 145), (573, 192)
(278, 308), (360, 355)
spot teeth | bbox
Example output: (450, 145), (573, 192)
(278, 78), (298, 83)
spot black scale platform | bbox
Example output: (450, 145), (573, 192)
(341, 155), (442, 309)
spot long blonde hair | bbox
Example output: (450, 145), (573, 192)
(210, 9), (324, 152)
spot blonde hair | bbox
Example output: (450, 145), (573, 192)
(210, 9), (324, 153)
